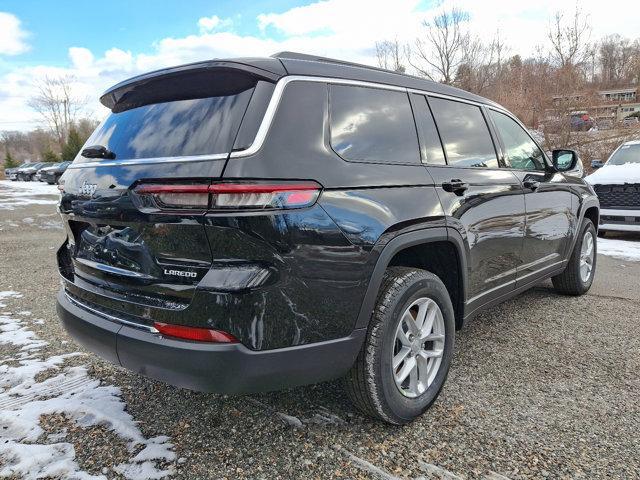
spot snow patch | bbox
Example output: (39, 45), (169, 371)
(598, 238), (640, 261)
(0, 442), (102, 480)
(0, 290), (22, 308)
(0, 292), (175, 479)
(0, 180), (59, 210)
(0, 312), (48, 351)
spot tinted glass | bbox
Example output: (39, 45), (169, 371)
(490, 110), (546, 171)
(609, 143), (640, 165)
(330, 85), (419, 164)
(429, 97), (498, 168)
(76, 88), (254, 162)
(410, 94), (446, 165)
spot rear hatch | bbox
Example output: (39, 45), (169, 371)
(58, 62), (281, 325)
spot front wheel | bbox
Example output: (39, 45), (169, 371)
(344, 267), (455, 424)
(552, 218), (597, 295)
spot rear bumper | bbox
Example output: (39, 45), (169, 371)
(56, 289), (365, 394)
(600, 208), (640, 232)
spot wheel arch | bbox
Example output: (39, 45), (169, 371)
(583, 204), (599, 230)
(355, 227), (468, 331)
(569, 197), (600, 255)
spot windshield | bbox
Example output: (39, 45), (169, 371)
(608, 144), (640, 165)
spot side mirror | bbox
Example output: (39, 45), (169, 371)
(552, 149), (579, 172)
(591, 160), (604, 169)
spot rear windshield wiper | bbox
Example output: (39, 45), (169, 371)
(82, 145), (116, 160)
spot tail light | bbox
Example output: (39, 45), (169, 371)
(154, 322), (239, 343)
(134, 181), (321, 210)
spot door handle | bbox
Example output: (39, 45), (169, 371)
(523, 179), (540, 191)
(442, 179), (469, 195)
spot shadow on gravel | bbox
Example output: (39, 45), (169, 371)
(97, 281), (639, 478)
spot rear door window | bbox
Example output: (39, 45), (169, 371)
(489, 110), (546, 171)
(329, 85), (420, 164)
(429, 97), (499, 168)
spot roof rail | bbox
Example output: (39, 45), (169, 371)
(271, 51), (401, 76)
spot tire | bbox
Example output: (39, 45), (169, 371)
(344, 267), (455, 425)
(552, 218), (597, 295)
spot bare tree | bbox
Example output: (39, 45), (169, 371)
(456, 31), (508, 94)
(375, 39), (406, 73)
(547, 7), (592, 68)
(28, 76), (86, 149)
(410, 8), (469, 84)
(598, 34), (635, 86)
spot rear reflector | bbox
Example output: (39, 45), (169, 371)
(154, 322), (239, 343)
(134, 181), (321, 210)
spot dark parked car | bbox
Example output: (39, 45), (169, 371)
(39, 161), (71, 184)
(7, 162), (35, 180)
(56, 53), (600, 424)
(5, 166), (20, 181)
(17, 162), (47, 181)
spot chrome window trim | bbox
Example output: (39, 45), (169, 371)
(230, 75), (509, 159)
(67, 153), (228, 169)
(69, 74), (510, 167)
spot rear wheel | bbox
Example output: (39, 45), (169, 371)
(552, 218), (597, 295)
(344, 267), (455, 424)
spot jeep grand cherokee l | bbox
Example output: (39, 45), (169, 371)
(56, 52), (600, 424)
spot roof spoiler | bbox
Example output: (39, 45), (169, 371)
(100, 60), (283, 113)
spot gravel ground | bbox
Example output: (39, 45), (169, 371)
(1, 181), (639, 479)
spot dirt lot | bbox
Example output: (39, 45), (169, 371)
(1, 180), (639, 479)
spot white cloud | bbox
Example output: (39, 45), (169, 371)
(198, 15), (232, 33)
(0, 0), (638, 133)
(0, 12), (30, 55)
(69, 47), (93, 69)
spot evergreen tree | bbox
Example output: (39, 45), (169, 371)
(61, 127), (84, 161)
(42, 147), (60, 163)
(4, 151), (20, 169)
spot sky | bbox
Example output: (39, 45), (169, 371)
(0, 0), (637, 132)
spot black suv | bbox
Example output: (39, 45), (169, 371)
(39, 161), (71, 184)
(56, 53), (599, 424)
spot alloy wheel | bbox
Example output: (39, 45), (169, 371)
(392, 297), (445, 398)
(579, 231), (595, 283)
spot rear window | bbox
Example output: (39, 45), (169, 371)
(76, 82), (255, 162)
(329, 85), (420, 164)
(429, 97), (498, 168)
